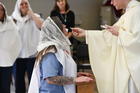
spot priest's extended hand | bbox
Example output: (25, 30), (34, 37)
(72, 28), (86, 37)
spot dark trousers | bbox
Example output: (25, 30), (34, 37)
(0, 67), (12, 93)
(15, 58), (35, 93)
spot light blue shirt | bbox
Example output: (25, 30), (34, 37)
(39, 53), (65, 93)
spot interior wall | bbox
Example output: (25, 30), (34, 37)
(1, 0), (102, 29)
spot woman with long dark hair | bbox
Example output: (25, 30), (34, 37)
(50, 0), (75, 44)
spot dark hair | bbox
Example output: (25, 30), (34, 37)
(0, 4), (6, 23)
(51, 16), (63, 31)
(53, 0), (70, 12)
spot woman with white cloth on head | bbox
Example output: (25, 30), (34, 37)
(11, 0), (43, 93)
(28, 16), (93, 93)
(0, 2), (21, 93)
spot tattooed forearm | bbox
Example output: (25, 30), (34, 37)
(46, 76), (75, 85)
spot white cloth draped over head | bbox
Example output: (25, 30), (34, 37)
(86, 0), (140, 93)
(28, 17), (77, 93)
(38, 16), (71, 52)
(12, 0), (31, 22)
(12, 0), (41, 58)
(0, 3), (21, 67)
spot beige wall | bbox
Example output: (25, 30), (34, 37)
(1, 0), (102, 29)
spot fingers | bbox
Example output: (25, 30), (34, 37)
(72, 28), (86, 37)
(108, 29), (119, 36)
(72, 31), (79, 37)
(76, 76), (94, 84)
(101, 24), (111, 29)
(62, 24), (66, 28)
(71, 28), (79, 33)
(27, 9), (34, 16)
(82, 76), (94, 82)
(72, 28), (80, 37)
(106, 26), (119, 36)
(105, 25), (112, 29)
(78, 72), (93, 77)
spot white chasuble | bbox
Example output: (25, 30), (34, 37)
(86, 1), (140, 93)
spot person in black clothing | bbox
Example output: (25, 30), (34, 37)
(50, 0), (75, 44)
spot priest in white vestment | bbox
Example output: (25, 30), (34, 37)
(72, 0), (140, 93)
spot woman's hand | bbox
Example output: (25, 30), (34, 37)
(62, 25), (69, 36)
(77, 72), (93, 77)
(72, 28), (85, 37)
(75, 76), (93, 83)
(106, 25), (119, 36)
(27, 9), (34, 17)
(27, 10), (43, 29)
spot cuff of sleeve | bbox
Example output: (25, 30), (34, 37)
(85, 30), (88, 44)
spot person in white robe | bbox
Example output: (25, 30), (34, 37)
(72, 0), (140, 93)
(11, 0), (43, 93)
(28, 16), (93, 93)
(0, 2), (21, 93)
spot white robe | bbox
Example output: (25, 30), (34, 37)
(12, 0), (41, 58)
(86, 0), (140, 93)
(0, 3), (21, 67)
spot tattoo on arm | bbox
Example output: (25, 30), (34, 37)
(46, 76), (75, 85)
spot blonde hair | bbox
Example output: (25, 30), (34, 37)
(35, 45), (57, 66)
